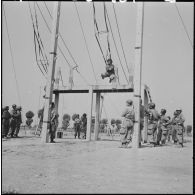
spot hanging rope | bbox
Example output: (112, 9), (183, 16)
(3, 5), (21, 105)
(28, 2), (48, 77)
(112, 4), (130, 73)
(104, 3), (129, 84)
(33, 2), (49, 72)
(43, 1), (79, 69)
(74, 2), (98, 84)
(35, 1), (90, 85)
(174, 4), (193, 49)
(92, 2), (109, 65)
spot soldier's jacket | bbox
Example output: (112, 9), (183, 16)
(159, 115), (169, 127)
(172, 113), (185, 135)
(172, 113), (185, 126)
(121, 107), (135, 121)
(147, 109), (160, 123)
(81, 117), (87, 128)
(2, 110), (11, 120)
(10, 109), (18, 119)
(16, 110), (22, 124)
(51, 109), (59, 126)
(105, 64), (115, 75)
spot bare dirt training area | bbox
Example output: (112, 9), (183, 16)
(1, 129), (193, 194)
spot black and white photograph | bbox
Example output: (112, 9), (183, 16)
(1, 0), (193, 194)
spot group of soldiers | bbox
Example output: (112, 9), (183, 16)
(120, 99), (185, 148)
(2, 104), (22, 138)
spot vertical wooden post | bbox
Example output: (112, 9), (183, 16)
(86, 86), (93, 141)
(94, 92), (101, 140)
(41, 2), (61, 143)
(132, 2), (144, 148)
(54, 67), (61, 114)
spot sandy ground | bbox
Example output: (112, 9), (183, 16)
(1, 129), (193, 194)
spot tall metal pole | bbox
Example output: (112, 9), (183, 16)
(132, 2), (144, 148)
(41, 2), (61, 143)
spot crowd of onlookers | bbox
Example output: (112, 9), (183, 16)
(120, 99), (186, 148)
(2, 100), (187, 149)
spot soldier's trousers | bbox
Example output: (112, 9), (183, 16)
(120, 127), (134, 145)
(161, 130), (168, 144)
(167, 127), (173, 142)
(14, 123), (21, 136)
(147, 123), (157, 143)
(50, 124), (57, 141)
(74, 124), (80, 138)
(156, 127), (162, 144)
(176, 125), (183, 144)
(2, 120), (10, 137)
(8, 119), (17, 137)
(172, 126), (177, 142)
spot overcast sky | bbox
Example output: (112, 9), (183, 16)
(1, 1), (193, 127)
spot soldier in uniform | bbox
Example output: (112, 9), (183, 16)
(2, 106), (11, 138)
(157, 109), (168, 145)
(145, 102), (160, 146)
(50, 102), (59, 143)
(120, 99), (135, 148)
(14, 106), (22, 137)
(7, 104), (18, 138)
(74, 114), (81, 139)
(171, 111), (179, 144)
(81, 113), (87, 139)
(101, 58), (116, 83)
(174, 108), (185, 147)
(158, 109), (170, 145)
(166, 116), (173, 142)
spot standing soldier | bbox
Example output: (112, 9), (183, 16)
(175, 108), (185, 147)
(14, 106), (22, 137)
(167, 116), (172, 142)
(50, 102), (59, 143)
(73, 114), (81, 139)
(171, 111), (179, 144)
(2, 106), (11, 138)
(81, 113), (87, 139)
(159, 109), (170, 145)
(120, 99), (135, 148)
(157, 109), (168, 145)
(7, 104), (18, 138)
(145, 102), (160, 146)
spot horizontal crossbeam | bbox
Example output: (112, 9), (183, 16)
(53, 84), (134, 94)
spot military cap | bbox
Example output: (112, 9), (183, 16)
(149, 102), (155, 109)
(161, 109), (166, 114)
(176, 107), (182, 111)
(12, 104), (16, 108)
